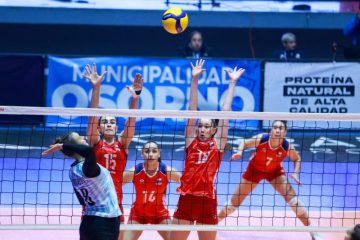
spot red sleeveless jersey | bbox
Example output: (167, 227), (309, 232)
(250, 134), (289, 172)
(177, 137), (223, 198)
(132, 162), (169, 217)
(94, 139), (127, 205)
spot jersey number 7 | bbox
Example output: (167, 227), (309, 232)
(265, 157), (273, 166)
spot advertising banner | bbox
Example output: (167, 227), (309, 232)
(47, 56), (261, 129)
(264, 62), (360, 129)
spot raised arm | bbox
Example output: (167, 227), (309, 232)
(231, 133), (263, 160)
(185, 59), (206, 147)
(215, 67), (245, 152)
(122, 167), (135, 185)
(166, 166), (182, 183)
(118, 73), (143, 152)
(42, 143), (100, 178)
(83, 64), (107, 146)
(288, 144), (302, 185)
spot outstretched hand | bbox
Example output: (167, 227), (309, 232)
(42, 143), (63, 157)
(225, 67), (245, 83)
(126, 73), (144, 97)
(83, 63), (107, 88)
(290, 173), (303, 186)
(190, 59), (206, 78)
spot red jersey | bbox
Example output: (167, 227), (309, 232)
(249, 134), (289, 172)
(177, 137), (223, 198)
(132, 162), (169, 217)
(94, 139), (127, 205)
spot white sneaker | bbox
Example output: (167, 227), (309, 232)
(310, 232), (322, 240)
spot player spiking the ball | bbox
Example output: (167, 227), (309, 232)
(42, 132), (121, 240)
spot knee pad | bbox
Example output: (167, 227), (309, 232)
(288, 197), (306, 216)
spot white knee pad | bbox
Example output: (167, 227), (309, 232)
(288, 197), (306, 216)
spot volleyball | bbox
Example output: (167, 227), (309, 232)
(162, 7), (188, 34)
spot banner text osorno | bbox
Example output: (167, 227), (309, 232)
(47, 56), (261, 129)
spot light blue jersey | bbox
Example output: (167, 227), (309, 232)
(69, 161), (120, 218)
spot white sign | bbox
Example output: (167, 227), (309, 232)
(264, 62), (360, 129)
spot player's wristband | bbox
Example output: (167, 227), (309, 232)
(127, 86), (142, 98)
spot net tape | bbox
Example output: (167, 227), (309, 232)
(1, 105), (360, 121)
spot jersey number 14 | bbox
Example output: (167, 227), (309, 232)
(143, 190), (156, 203)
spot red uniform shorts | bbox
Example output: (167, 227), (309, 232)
(128, 207), (170, 224)
(173, 194), (218, 225)
(242, 164), (286, 183)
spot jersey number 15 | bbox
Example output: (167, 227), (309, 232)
(104, 154), (117, 172)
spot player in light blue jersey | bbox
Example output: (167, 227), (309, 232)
(42, 131), (121, 240)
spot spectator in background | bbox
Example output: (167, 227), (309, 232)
(340, 1), (359, 12)
(345, 224), (360, 240)
(179, 31), (211, 59)
(343, 7), (360, 59)
(272, 32), (303, 61)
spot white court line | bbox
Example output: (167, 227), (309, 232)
(0, 224), (352, 232)
(0, 144), (43, 150)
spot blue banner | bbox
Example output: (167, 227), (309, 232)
(46, 56), (261, 129)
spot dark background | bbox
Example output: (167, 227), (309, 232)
(0, 6), (357, 122)
(0, 24), (350, 59)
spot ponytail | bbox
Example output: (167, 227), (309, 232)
(211, 119), (219, 138)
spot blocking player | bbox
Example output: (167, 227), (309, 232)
(171, 59), (245, 240)
(83, 63), (143, 239)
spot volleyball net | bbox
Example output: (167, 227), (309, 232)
(0, 106), (359, 233)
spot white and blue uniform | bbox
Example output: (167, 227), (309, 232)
(61, 143), (120, 240)
(70, 161), (121, 218)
